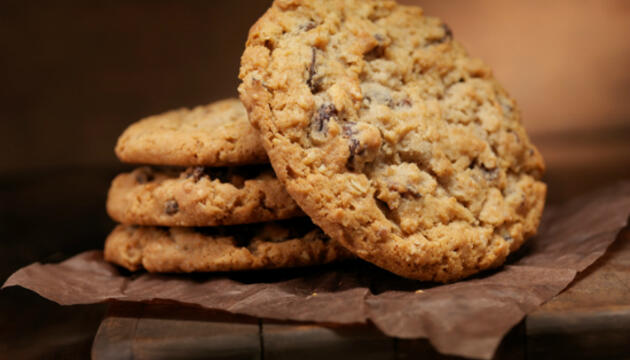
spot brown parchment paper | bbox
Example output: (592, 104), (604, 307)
(4, 181), (630, 359)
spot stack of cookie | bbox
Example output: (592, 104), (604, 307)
(105, 0), (547, 283)
(104, 98), (350, 273)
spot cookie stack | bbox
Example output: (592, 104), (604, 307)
(104, 98), (350, 273)
(105, 0), (547, 283)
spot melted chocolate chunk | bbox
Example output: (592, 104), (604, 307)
(164, 200), (179, 215)
(313, 104), (337, 132)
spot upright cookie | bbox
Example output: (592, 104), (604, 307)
(115, 98), (268, 166)
(104, 219), (352, 272)
(239, 0), (546, 282)
(107, 165), (304, 227)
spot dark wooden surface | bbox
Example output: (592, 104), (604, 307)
(526, 227), (630, 360)
(89, 228), (630, 360)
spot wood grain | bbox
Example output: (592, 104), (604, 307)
(90, 227), (630, 359)
(92, 302), (261, 360)
(526, 227), (630, 359)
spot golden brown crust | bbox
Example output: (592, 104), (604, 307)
(104, 221), (352, 272)
(106, 166), (304, 227)
(239, 0), (546, 282)
(115, 98), (268, 166)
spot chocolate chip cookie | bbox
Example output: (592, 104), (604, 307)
(104, 219), (352, 272)
(107, 165), (304, 227)
(239, 0), (546, 282)
(115, 98), (267, 166)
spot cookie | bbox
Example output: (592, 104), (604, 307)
(115, 98), (268, 166)
(107, 165), (304, 227)
(239, 0), (546, 282)
(104, 219), (352, 272)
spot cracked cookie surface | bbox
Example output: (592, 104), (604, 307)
(107, 165), (304, 227)
(104, 219), (352, 272)
(239, 0), (546, 282)
(115, 98), (268, 166)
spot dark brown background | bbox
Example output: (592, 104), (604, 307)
(1, 1), (629, 358)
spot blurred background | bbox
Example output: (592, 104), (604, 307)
(1, 0), (629, 358)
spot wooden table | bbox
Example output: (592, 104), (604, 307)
(1, 130), (629, 359)
(91, 228), (630, 360)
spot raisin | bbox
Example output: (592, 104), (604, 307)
(347, 138), (361, 170)
(306, 47), (321, 92)
(313, 104), (337, 132)
(164, 200), (179, 215)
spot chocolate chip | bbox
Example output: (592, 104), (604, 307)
(165, 200), (179, 215)
(306, 47), (321, 93)
(135, 167), (154, 184)
(186, 166), (206, 182)
(313, 104), (337, 132)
